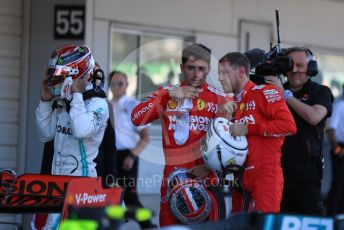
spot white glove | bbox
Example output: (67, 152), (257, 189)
(60, 77), (73, 100)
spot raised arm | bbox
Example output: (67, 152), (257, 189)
(69, 93), (109, 139)
(131, 87), (170, 126)
(248, 87), (297, 137)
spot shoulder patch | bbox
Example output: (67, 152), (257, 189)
(95, 107), (104, 113)
(162, 84), (176, 91)
(252, 85), (265, 90)
(207, 85), (226, 96)
(262, 89), (282, 103)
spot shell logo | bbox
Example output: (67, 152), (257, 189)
(168, 99), (178, 109)
(67, 194), (74, 204)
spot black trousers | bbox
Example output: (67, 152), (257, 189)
(116, 149), (156, 229)
(281, 182), (323, 215)
(281, 157), (324, 215)
(116, 149), (143, 208)
(326, 144), (344, 215)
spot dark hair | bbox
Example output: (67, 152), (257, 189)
(219, 52), (250, 76)
(182, 43), (211, 65)
(285, 47), (313, 61)
(108, 70), (128, 83)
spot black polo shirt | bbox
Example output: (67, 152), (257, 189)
(282, 79), (333, 185)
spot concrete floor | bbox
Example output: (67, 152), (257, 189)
(121, 193), (233, 230)
(121, 194), (161, 229)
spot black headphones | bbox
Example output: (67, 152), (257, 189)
(92, 68), (105, 87)
(286, 47), (318, 77)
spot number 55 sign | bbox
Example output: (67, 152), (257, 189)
(54, 5), (85, 39)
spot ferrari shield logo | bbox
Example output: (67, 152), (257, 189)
(197, 99), (205, 110)
(240, 103), (245, 113)
(168, 99), (178, 110)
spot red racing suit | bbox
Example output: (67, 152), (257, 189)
(232, 81), (296, 213)
(131, 82), (229, 226)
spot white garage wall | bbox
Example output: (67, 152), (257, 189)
(0, 0), (22, 172)
(93, 0), (235, 37)
(0, 0), (25, 227)
(90, 0), (344, 51)
(87, 0), (344, 91)
(196, 33), (238, 89)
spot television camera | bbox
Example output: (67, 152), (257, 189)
(245, 10), (293, 85)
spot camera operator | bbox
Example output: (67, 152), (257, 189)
(265, 46), (334, 215)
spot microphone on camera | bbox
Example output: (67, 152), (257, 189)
(244, 48), (266, 69)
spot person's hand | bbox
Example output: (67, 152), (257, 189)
(229, 123), (248, 136)
(339, 149), (344, 157)
(168, 86), (200, 100)
(72, 75), (89, 93)
(264, 76), (284, 91)
(40, 70), (54, 101)
(222, 101), (237, 120)
(188, 164), (211, 179)
(122, 155), (135, 171)
(334, 144), (344, 157)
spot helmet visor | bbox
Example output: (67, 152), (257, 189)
(47, 75), (67, 87)
(47, 65), (79, 86)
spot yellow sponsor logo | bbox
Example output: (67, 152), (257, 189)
(67, 194), (74, 204)
(168, 99), (178, 109)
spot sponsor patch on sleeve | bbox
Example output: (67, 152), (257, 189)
(252, 85), (265, 90)
(263, 89), (281, 103)
(207, 85), (226, 96)
(162, 84), (176, 91)
(91, 109), (103, 126)
(167, 99), (179, 110)
(147, 92), (156, 99)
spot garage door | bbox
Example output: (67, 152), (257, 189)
(0, 0), (21, 170)
(0, 0), (23, 229)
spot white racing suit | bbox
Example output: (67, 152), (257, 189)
(35, 92), (109, 229)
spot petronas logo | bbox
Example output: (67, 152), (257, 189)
(79, 47), (85, 52)
(57, 58), (63, 65)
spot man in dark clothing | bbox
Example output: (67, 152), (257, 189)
(266, 47), (333, 215)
